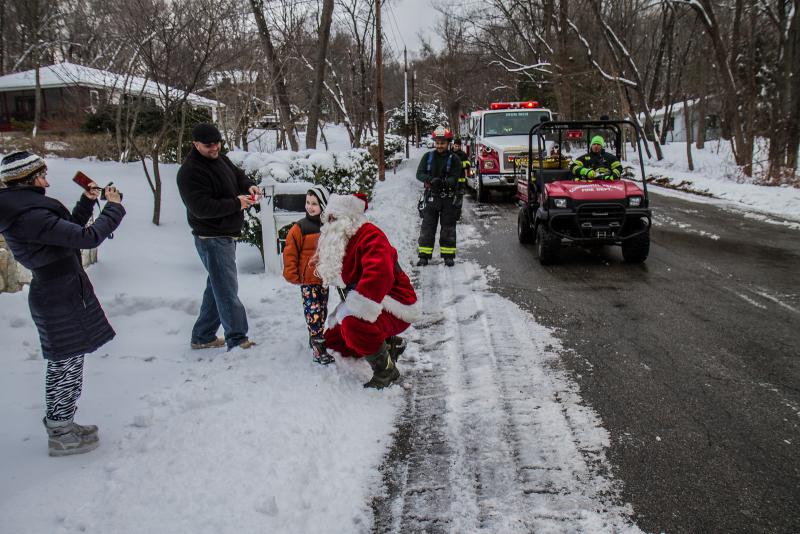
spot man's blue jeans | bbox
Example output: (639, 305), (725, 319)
(191, 236), (249, 349)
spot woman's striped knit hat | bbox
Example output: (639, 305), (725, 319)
(1, 150), (47, 185)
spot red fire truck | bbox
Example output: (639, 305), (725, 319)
(462, 101), (555, 202)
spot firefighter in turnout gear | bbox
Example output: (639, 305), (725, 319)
(451, 138), (469, 220)
(416, 126), (462, 267)
(570, 135), (622, 181)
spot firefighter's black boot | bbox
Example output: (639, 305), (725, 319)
(416, 257), (429, 266)
(386, 336), (407, 362)
(363, 343), (400, 389)
(443, 257), (455, 267)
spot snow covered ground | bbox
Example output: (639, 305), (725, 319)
(1, 127), (797, 532)
(0, 156), (398, 533)
(0, 146), (642, 532)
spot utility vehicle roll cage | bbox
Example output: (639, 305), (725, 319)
(525, 119), (649, 198)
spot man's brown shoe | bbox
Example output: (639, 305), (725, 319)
(238, 339), (257, 350)
(191, 337), (225, 350)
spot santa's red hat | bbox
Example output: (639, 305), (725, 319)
(323, 193), (368, 219)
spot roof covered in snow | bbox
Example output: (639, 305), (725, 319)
(0, 62), (222, 109)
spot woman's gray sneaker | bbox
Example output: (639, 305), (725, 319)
(44, 419), (100, 457)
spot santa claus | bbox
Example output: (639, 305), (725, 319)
(316, 193), (419, 388)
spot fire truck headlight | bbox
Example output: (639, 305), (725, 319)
(628, 196), (642, 207)
(484, 160), (496, 170)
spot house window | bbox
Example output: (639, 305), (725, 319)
(14, 95), (35, 120)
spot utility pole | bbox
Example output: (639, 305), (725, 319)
(404, 47), (409, 159)
(375, 0), (385, 180)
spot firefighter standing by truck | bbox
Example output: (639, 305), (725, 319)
(450, 138), (469, 219)
(570, 135), (622, 181)
(416, 126), (462, 267)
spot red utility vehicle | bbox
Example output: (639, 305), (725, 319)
(517, 120), (652, 264)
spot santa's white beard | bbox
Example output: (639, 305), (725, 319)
(315, 214), (366, 287)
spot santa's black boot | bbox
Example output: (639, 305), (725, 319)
(363, 343), (400, 389)
(386, 336), (407, 363)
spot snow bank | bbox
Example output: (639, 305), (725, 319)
(0, 156), (400, 533)
(229, 148), (377, 200)
(632, 140), (800, 221)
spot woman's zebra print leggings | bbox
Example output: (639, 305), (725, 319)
(45, 355), (85, 422)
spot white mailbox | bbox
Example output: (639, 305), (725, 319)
(260, 181), (313, 275)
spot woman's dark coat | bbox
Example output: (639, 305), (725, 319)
(0, 186), (125, 360)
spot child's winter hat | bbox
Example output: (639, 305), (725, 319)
(323, 193), (368, 219)
(1, 150), (47, 185)
(307, 184), (330, 212)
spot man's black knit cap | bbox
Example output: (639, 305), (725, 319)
(191, 123), (222, 143)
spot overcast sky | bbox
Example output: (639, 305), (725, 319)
(386, 0), (443, 57)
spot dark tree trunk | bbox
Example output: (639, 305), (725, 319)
(691, 0), (750, 173)
(250, 0), (299, 151)
(696, 84), (706, 150)
(557, 0), (572, 119)
(0, 0), (6, 75)
(684, 94), (694, 171)
(152, 148), (162, 226)
(305, 0), (334, 150)
(787, 6), (800, 172)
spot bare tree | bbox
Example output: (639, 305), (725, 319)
(336, 0), (376, 146)
(117, 0), (237, 225)
(671, 0), (756, 175)
(250, 0), (300, 151)
(306, 0), (335, 149)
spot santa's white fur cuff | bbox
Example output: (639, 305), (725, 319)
(344, 290), (421, 324)
(344, 290), (383, 322)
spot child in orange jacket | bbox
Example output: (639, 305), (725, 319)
(282, 185), (333, 364)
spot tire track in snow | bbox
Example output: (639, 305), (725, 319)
(373, 259), (641, 533)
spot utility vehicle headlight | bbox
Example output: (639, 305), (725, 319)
(628, 196), (642, 207)
(553, 198), (567, 208)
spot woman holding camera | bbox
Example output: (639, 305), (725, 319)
(0, 150), (125, 457)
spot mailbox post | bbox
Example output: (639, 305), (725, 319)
(259, 182), (314, 275)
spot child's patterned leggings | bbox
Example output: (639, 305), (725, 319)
(45, 355), (84, 422)
(301, 284), (329, 338)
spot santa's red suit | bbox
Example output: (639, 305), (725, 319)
(316, 194), (419, 358)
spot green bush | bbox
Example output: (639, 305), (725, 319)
(231, 149), (378, 259)
(363, 134), (405, 166)
(387, 101), (449, 136)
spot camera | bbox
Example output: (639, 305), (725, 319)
(100, 182), (123, 201)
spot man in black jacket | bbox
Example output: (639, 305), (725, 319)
(416, 126), (462, 267)
(177, 123), (259, 351)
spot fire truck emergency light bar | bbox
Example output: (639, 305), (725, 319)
(489, 101), (539, 110)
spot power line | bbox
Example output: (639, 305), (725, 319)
(386, 1), (407, 51)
